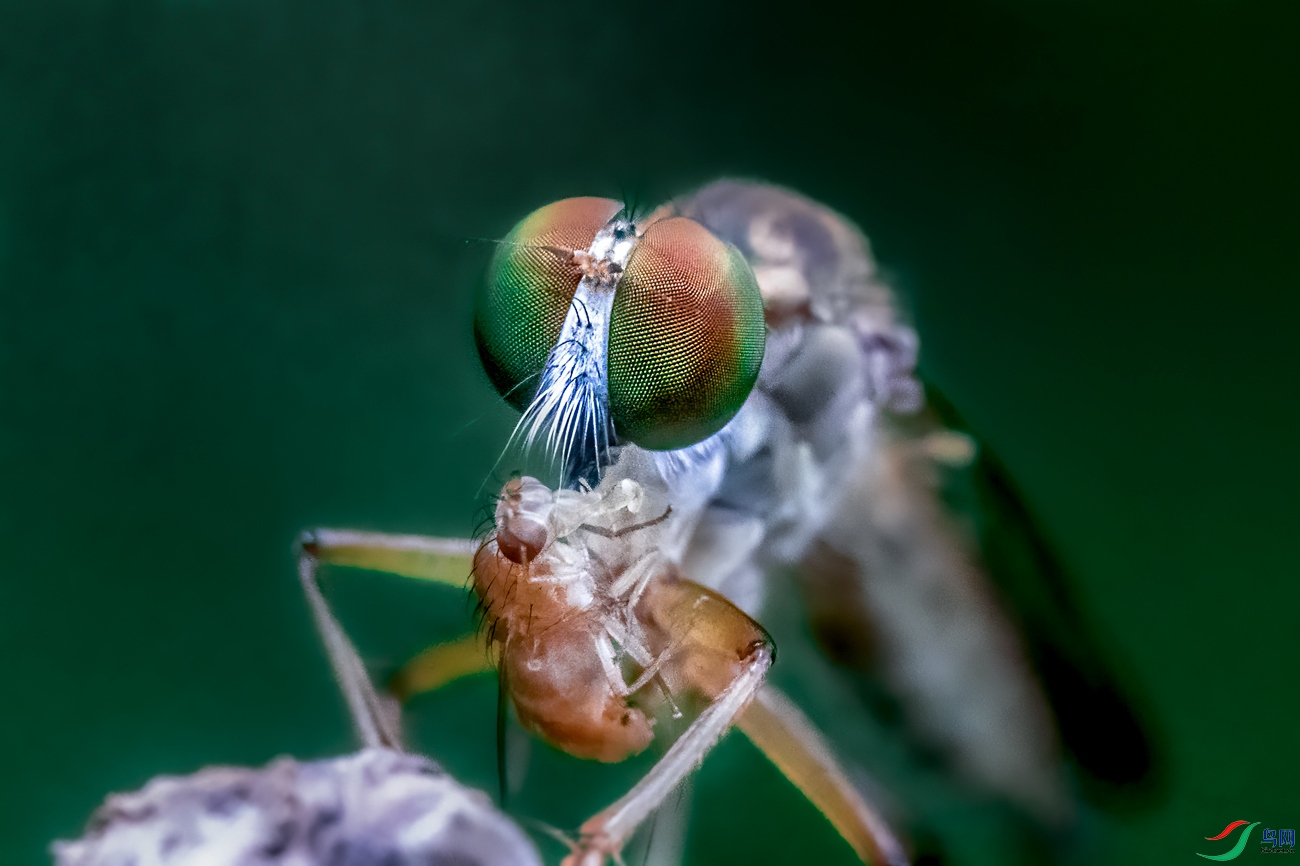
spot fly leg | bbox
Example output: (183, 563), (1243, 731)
(299, 528), (476, 585)
(390, 632), (495, 702)
(738, 684), (910, 866)
(573, 572), (909, 866)
(298, 548), (404, 749)
(296, 528), (483, 746)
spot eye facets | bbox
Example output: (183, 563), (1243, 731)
(475, 199), (766, 456)
(606, 217), (766, 451)
(474, 197), (623, 409)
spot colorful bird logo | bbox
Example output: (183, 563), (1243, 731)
(1198, 820), (1260, 861)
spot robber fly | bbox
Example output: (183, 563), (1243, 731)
(297, 181), (1155, 865)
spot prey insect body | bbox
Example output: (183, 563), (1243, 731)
(477, 469), (780, 865)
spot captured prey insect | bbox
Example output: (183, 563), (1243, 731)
(297, 182), (1155, 865)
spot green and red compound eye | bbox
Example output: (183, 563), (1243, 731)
(474, 199), (766, 452)
(474, 196), (624, 410)
(607, 216), (765, 450)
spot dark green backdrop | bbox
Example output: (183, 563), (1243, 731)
(1, 2), (1296, 864)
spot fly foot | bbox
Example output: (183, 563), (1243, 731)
(559, 831), (619, 866)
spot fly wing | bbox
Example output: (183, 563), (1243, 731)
(798, 389), (1162, 866)
(919, 384), (1161, 801)
(805, 410), (1072, 825)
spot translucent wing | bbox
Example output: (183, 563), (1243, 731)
(920, 384), (1160, 799)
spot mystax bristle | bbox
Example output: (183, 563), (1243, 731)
(475, 197), (622, 409)
(607, 217), (766, 450)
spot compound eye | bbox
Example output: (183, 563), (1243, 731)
(608, 217), (766, 450)
(475, 197), (623, 409)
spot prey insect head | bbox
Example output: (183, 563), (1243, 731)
(475, 197), (766, 488)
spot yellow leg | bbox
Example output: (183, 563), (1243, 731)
(300, 527), (476, 585)
(296, 528), (479, 749)
(390, 633), (495, 702)
(737, 684), (909, 866)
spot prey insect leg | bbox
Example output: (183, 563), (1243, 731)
(592, 625), (682, 699)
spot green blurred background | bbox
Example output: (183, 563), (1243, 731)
(1, 1), (1296, 864)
